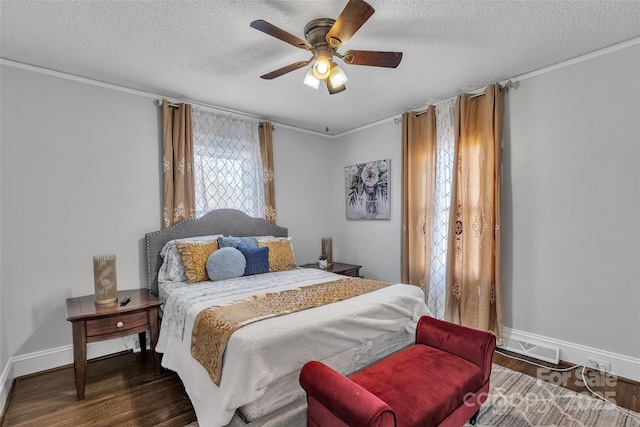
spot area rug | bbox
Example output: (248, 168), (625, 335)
(465, 365), (640, 426)
(185, 364), (640, 427)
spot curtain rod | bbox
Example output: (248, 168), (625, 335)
(158, 99), (276, 130)
(155, 98), (262, 122)
(468, 80), (514, 100)
(163, 100), (180, 108)
(413, 80), (515, 116)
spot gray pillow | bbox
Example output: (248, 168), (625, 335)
(206, 247), (246, 281)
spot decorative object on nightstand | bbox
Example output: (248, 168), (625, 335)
(65, 289), (161, 399)
(301, 261), (362, 278)
(321, 237), (333, 267)
(93, 254), (118, 305)
(318, 255), (328, 269)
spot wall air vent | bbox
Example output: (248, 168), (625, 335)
(500, 337), (560, 364)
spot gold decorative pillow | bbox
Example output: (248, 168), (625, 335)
(175, 240), (219, 283)
(257, 237), (296, 272)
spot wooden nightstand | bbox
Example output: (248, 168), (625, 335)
(65, 288), (161, 399)
(301, 262), (362, 277)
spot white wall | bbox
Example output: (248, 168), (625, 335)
(1, 65), (162, 358)
(331, 43), (640, 378)
(0, 65), (332, 371)
(331, 120), (403, 282)
(0, 71), (5, 384)
(503, 43), (640, 359)
(272, 127), (333, 265)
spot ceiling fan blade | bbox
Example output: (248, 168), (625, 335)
(250, 20), (311, 50)
(326, 79), (346, 95)
(342, 50), (403, 68)
(260, 60), (312, 80)
(325, 0), (375, 47)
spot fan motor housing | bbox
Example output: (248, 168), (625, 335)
(304, 18), (335, 46)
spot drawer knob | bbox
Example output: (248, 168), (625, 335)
(116, 321), (124, 328)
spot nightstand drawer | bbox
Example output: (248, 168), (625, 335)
(86, 311), (148, 337)
(339, 267), (360, 277)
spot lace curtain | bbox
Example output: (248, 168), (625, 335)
(191, 107), (265, 219)
(427, 98), (456, 319)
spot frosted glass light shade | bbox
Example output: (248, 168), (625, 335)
(303, 68), (321, 89)
(329, 65), (347, 87)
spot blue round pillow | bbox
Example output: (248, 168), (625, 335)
(206, 247), (246, 281)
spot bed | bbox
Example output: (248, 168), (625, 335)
(146, 209), (429, 427)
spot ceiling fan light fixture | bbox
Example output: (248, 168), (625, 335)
(303, 68), (321, 89)
(329, 63), (347, 87)
(312, 52), (332, 79)
(250, 0), (403, 94)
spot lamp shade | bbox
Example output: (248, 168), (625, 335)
(326, 76), (346, 94)
(321, 237), (333, 265)
(303, 68), (321, 89)
(329, 64), (347, 87)
(93, 254), (118, 304)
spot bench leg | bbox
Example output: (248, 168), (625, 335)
(469, 410), (480, 425)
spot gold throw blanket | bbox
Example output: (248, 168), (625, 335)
(191, 277), (389, 385)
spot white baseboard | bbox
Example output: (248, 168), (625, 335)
(503, 327), (640, 381)
(0, 336), (140, 415)
(1, 358), (13, 416)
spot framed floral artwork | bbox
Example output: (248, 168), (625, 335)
(345, 159), (390, 220)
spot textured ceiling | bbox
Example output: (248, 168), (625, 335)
(2, 1), (640, 135)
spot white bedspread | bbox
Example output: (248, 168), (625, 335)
(156, 268), (429, 427)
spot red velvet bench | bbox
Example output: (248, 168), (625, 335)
(300, 316), (496, 427)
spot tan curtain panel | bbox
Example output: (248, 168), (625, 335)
(162, 100), (196, 228)
(401, 109), (437, 300)
(259, 122), (277, 224)
(446, 84), (504, 342)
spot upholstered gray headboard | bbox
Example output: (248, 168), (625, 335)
(145, 209), (288, 295)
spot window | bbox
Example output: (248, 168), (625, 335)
(191, 107), (265, 218)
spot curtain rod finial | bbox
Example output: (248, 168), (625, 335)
(502, 80), (518, 91)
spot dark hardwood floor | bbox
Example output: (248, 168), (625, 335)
(2, 349), (638, 426)
(1, 351), (196, 427)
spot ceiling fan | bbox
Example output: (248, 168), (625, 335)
(250, 0), (402, 94)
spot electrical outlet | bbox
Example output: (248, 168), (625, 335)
(589, 358), (611, 373)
